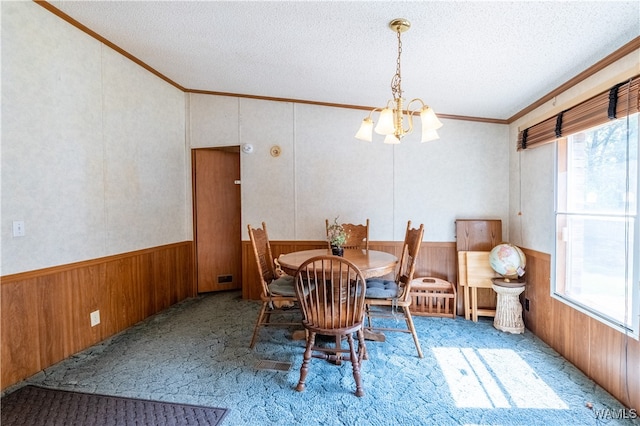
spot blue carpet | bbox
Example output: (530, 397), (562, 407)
(6, 291), (638, 425)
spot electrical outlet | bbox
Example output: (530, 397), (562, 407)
(525, 298), (530, 311)
(90, 310), (100, 327)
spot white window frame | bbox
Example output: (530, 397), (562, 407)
(553, 113), (640, 339)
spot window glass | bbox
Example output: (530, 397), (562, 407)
(555, 114), (639, 331)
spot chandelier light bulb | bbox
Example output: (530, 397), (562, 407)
(421, 129), (440, 143)
(420, 106), (443, 130)
(355, 118), (374, 141)
(374, 108), (395, 135)
(383, 134), (401, 144)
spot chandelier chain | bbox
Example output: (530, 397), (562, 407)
(391, 28), (403, 100)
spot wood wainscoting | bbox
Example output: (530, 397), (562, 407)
(1, 242), (194, 391)
(521, 248), (639, 409)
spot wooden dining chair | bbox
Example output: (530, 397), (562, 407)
(364, 221), (425, 358)
(247, 222), (300, 349)
(337, 219), (368, 350)
(325, 218), (370, 250)
(294, 255), (368, 397)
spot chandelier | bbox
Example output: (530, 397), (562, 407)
(355, 18), (443, 144)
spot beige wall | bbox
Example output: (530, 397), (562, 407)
(189, 94), (510, 242)
(1, 2), (188, 275)
(2, 1), (510, 276)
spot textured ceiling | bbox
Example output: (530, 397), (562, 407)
(48, 1), (639, 121)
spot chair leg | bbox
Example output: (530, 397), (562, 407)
(356, 328), (368, 361)
(249, 302), (268, 349)
(365, 305), (372, 327)
(347, 334), (364, 397)
(334, 336), (342, 365)
(403, 308), (424, 358)
(296, 332), (316, 392)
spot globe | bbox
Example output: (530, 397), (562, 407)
(489, 243), (526, 279)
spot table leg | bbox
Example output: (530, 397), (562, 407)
(464, 285), (470, 321)
(471, 288), (479, 322)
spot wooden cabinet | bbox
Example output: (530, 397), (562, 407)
(455, 219), (502, 315)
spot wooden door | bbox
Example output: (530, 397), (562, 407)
(193, 148), (241, 292)
(455, 219), (502, 315)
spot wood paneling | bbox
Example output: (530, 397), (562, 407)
(416, 242), (458, 283)
(521, 248), (639, 409)
(5, 239), (636, 408)
(1, 242), (194, 391)
(2, 279), (41, 386)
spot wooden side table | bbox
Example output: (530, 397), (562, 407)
(491, 278), (526, 334)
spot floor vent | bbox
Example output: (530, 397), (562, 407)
(256, 360), (292, 372)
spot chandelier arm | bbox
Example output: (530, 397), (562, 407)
(403, 98), (425, 136)
(366, 107), (383, 120)
(404, 109), (414, 136)
(406, 98), (427, 114)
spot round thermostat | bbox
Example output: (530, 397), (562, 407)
(270, 145), (282, 157)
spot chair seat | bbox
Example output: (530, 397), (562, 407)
(365, 278), (399, 298)
(268, 275), (296, 296)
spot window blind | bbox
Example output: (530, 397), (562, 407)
(517, 76), (639, 150)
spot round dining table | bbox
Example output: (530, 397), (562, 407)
(277, 248), (398, 279)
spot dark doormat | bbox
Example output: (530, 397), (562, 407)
(1, 385), (229, 425)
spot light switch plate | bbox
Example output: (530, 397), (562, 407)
(12, 221), (25, 237)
